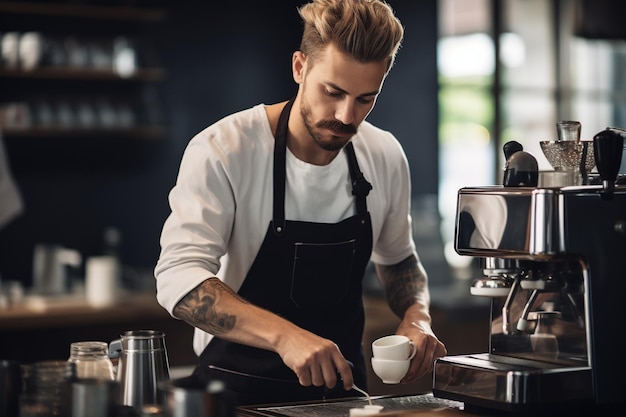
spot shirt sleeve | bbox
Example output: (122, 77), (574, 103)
(369, 134), (418, 266)
(154, 130), (235, 317)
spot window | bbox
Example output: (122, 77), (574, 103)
(438, 0), (626, 274)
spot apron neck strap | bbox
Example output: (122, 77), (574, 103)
(272, 99), (293, 236)
(272, 98), (371, 236)
(344, 142), (372, 215)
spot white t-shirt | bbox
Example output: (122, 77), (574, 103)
(155, 104), (419, 355)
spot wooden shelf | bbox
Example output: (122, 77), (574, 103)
(2, 125), (168, 140)
(0, 292), (167, 330)
(0, 67), (166, 82)
(0, 1), (169, 159)
(0, 291), (198, 366)
(0, 1), (167, 22)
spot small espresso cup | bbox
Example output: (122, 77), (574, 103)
(372, 335), (416, 361)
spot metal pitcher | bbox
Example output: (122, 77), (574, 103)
(32, 244), (81, 295)
(109, 330), (170, 409)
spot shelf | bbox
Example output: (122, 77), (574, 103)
(0, 67), (166, 82)
(2, 125), (168, 140)
(0, 0), (170, 165)
(0, 1), (167, 22)
(0, 292), (167, 329)
(0, 291), (198, 366)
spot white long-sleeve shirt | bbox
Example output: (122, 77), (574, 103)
(155, 104), (419, 355)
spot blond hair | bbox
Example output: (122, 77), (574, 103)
(298, 0), (404, 72)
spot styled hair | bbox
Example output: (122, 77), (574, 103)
(297, 0), (404, 72)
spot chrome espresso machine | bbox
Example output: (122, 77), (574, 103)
(433, 125), (626, 412)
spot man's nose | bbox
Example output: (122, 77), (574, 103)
(335, 99), (356, 126)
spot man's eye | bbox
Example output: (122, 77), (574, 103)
(358, 97), (374, 105)
(326, 89), (342, 97)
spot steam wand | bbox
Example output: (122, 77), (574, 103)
(516, 290), (539, 332)
(502, 276), (522, 335)
(565, 291), (585, 329)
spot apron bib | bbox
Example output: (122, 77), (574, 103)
(193, 99), (374, 406)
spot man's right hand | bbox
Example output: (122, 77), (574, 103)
(275, 326), (354, 391)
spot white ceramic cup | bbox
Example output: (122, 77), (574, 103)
(371, 357), (410, 384)
(371, 335), (416, 360)
(85, 256), (119, 307)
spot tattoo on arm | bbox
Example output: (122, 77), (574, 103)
(174, 277), (249, 335)
(375, 254), (428, 318)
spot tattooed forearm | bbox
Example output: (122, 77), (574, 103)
(374, 254), (429, 318)
(174, 277), (249, 335)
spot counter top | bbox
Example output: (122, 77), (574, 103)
(0, 291), (197, 367)
(0, 291), (168, 329)
(237, 393), (626, 417)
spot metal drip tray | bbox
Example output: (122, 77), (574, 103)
(433, 354), (592, 411)
(238, 393), (463, 416)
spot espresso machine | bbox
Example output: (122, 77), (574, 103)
(433, 126), (626, 412)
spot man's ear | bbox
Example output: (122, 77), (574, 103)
(292, 51), (306, 84)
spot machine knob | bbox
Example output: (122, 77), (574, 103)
(503, 140), (524, 160)
(593, 127), (624, 196)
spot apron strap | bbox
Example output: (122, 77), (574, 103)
(272, 99), (293, 236)
(345, 142), (372, 215)
(272, 98), (372, 234)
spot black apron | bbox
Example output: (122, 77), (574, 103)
(192, 99), (374, 406)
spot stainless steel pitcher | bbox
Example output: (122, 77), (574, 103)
(109, 330), (170, 410)
(32, 244), (81, 295)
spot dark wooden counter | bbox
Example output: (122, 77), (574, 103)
(0, 291), (197, 366)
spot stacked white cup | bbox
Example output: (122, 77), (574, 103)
(370, 335), (416, 384)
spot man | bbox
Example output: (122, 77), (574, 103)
(155, 0), (447, 406)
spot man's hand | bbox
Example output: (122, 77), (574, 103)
(396, 316), (447, 382)
(276, 326), (354, 390)
(374, 255), (448, 382)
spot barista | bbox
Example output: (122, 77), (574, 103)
(155, 0), (447, 406)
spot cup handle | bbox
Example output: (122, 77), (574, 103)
(408, 341), (417, 360)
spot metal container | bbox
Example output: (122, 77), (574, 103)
(160, 376), (233, 417)
(109, 330), (170, 410)
(64, 379), (119, 417)
(0, 360), (21, 417)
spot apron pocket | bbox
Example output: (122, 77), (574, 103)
(290, 239), (355, 308)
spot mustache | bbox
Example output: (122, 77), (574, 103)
(316, 120), (357, 134)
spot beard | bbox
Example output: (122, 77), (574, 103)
(299, 96), (357, 152)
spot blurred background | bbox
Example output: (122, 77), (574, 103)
(1, 0), (625, 396)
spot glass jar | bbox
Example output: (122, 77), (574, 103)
(20, 360), (76, 417)
(68, 341), (115, 380)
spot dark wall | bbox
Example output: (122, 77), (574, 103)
(0, 1), (438, 287)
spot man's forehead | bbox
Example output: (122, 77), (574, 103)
(305, 45), (387, 92)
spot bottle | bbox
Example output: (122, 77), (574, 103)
(102, 227), (122, 259)
(68, 341), (115, 380)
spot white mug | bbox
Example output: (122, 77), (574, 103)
(372, 335), (416, 360)
(85, 256), (119, 307)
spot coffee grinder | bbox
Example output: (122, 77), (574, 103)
(432, 126), (626, 412)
